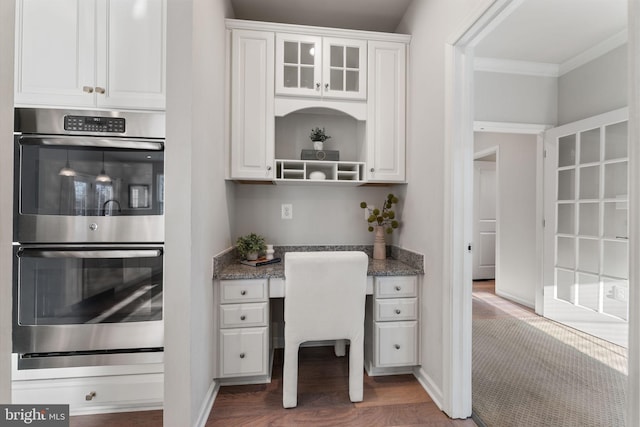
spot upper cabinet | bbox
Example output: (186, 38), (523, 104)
(227, 20), (409, 184)
(14, 0), (166, 110)
(275, 34), (367, 100)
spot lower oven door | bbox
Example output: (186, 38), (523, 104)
(13, 245), (163, 355)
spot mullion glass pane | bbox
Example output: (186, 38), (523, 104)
(330, 45), (344, 67)
(605, 121), (628, 160)
(559, 134), (576, 167)
(580, 128), (600, 164)
(284, 41), (298, 64)
(300, 43), (315, 65)
(577, 273), (600, 311)
(579, 165), (599, 199)
(346, 47), (359, 68)
(330, 69), (343, 91)
(283, 65), (298, 88)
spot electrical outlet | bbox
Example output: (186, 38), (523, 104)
(281, 204), (293, 220)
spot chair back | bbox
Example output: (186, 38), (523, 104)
(284, 251), (368, 343)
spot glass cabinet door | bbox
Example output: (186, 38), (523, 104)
(322, 38), (367, 100)
(275, 34), (322, 97)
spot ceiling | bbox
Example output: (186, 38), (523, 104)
(230, 0), (628, 70)
(229, 0), (412, 33)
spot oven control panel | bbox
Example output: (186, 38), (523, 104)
(64, 115), (126, 133)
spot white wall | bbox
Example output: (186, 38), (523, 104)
(475, 132), (538, 307)
(164, 0), (233, 426)
(475, 71), (558, 125)
(558, 44), (628, 125)
(233, 184), (397, 245)
(396, 0), (479, 406)
(0, 0), (15, 405)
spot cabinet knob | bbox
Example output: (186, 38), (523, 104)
(316, 83), (321, 90)
(267, 165), (272, 171)
(370, 168), (375, 173)
(394, 344), (400, 350)
(395, 286), (401, 291)
(325, 83), (329, 90)
(239, 353), (245, 359)
(240, 290), (247, 296)
(82, 86), (94, 94)
(395, 309), (401, 315)
(85, 391), (96, 401)
(95, 86), (106, 94)
(240, 315), (246, 321)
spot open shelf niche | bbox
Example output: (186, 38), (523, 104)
(274, 106), (367, 184)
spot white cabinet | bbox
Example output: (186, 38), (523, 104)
(230, 29), (275, 180)
(366, 41), (406, 182)
(365, 276), (419, 374)
(14, 0), (166, 110)
(217, 279), (270, 379)
(275, 34), (367, 100)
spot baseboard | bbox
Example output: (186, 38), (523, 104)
(413, 366), (444, 411)
(495, 289), (535, 309)
(194, 380), (220, 427)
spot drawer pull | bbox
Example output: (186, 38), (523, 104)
(394, 344), (401, 350)
(240, 290), (247, 296)
(240, 315), (246, 321)
(395, 286), (401, 291)
(85, 391), (96, 401)
(239, 353), (246, 359)
(395, 309), (401, 314)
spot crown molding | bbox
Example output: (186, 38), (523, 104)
(559, 29), (627, 76)
(474, 57), (559, 77)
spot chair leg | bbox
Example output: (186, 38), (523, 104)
(348, 337), (364, 402)
(283, 342), (300, 408)
(334, 339), (346, 357)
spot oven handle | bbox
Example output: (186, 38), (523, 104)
(18, 135), (164, 151)
(17, 249), (163, 259)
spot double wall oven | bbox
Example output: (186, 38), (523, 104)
(13, 108), (165, 369)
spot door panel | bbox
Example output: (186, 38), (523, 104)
(543, 108), (629, 347)
(473, 160), (496, 280)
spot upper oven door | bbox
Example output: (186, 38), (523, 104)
(14, 135), (164, 243)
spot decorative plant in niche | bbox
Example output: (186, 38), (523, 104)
(309, 127), (331, 150)
(236, 233), (267, 260)
(360, 193), (400, 234)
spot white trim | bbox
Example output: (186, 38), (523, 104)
(225, 18), (411, 43)
(474, 57), (559, 77)
(559, 29), (628, 76)
(413, 367), (444, 410)
(535, 133), (545, 315)
(626, 0), (640, 424)
(194, 380), (220, 427)
(495, 289), (535, 310)
(474, 121), (550, 134)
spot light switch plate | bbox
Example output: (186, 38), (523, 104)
(281, 204), (293, 219)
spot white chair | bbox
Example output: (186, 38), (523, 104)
(282, 251), (369, 408)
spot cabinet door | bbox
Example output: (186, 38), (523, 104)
(275, 33), (322, 97)
(96, 0), (166, 110)
(14, 0), (96, 107)
(366, 41), (406, 182)
(322, 38), (366, 100)
(231, 30), (275, 179)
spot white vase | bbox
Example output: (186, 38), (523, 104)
(246, 252), (259, 261)
(373, 226), (386, 260)
(313, 140), (323, 151)
(266, 244), (274, 260)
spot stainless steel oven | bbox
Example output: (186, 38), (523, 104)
(14, 108), (164, 244)
(12, 108), (166, 369)
(13, 245), (164, 369)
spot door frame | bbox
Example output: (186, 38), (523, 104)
(444, 0), (639, 421)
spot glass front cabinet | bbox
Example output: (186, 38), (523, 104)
(275, 33), (367, 100)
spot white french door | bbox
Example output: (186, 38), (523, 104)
(543, 108), (629, 347)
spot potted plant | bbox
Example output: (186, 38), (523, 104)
(236, 232), (267, 260)
(309, 127), (331, 151)
(360, 194), (400, 260)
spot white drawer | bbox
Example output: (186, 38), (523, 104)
(375, 321), (418, 367)
(220, 302), (268, 328)
(375, 276), (417, 298)
(375, 298), (417, 321)
(220, 279), (268, 303)
(219, 327), (269, 378)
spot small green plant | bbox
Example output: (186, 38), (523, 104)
(309, 127), (331, 142)
(236, 233), (267, 258)
(360, 193), (400, 234)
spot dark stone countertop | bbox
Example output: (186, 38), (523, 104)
(217, 257), (422, 280)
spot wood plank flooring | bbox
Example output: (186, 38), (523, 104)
(70, 346), (476, 426)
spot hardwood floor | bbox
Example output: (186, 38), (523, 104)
(472, 279), (535, 320)
(70, 346), (476, 426)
